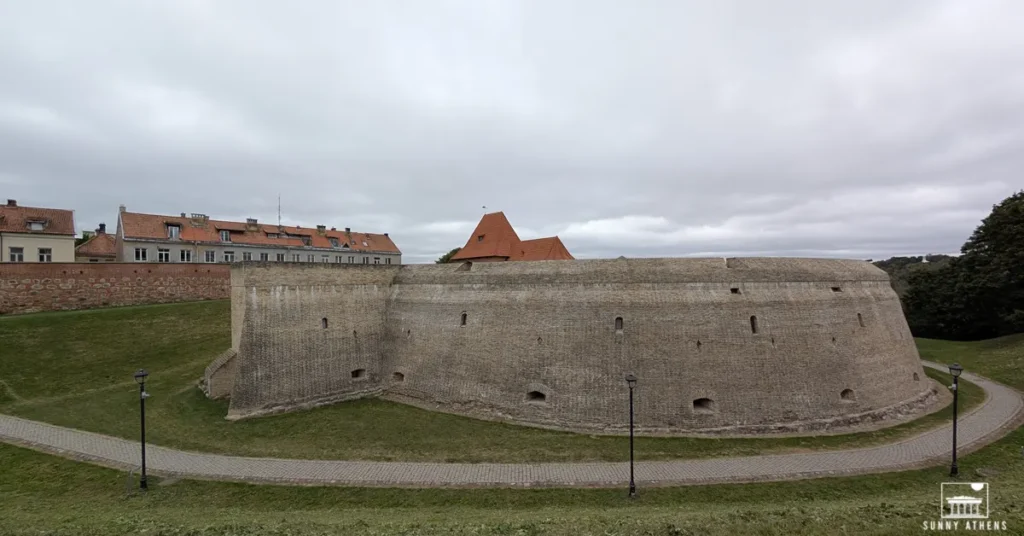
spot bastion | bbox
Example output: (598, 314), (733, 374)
(203, 257), (938, 436)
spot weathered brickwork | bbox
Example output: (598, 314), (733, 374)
(215, 258), (935, 435)
(0, 263), (229, 315)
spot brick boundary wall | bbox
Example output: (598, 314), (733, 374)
(0, 263), (230, 315)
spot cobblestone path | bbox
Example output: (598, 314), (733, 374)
(1, 362), (1020, 488)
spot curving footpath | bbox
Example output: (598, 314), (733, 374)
(1, 362), (1022, 488)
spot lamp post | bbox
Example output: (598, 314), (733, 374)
(625, 373), (637, 499)
(948, 363), (963, 477)
(134, 369), (149, 490)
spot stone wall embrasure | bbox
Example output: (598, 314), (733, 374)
(219, 258), (934, 436)
(0, 263), (230, 315)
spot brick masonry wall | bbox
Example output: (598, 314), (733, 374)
(222, 259), (933, 435)
(0, 263), (230, 315)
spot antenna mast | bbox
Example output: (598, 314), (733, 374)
(278, 195), (281, 227)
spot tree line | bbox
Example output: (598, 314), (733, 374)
(873, 190), (1024, 341)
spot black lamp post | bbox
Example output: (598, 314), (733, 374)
(134, 369), (149, 490)
(948, 362), (963, 477)
(625, 373), (637, 499)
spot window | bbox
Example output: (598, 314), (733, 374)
(477, 234), (484, 242)
(307, 254), (314, 262)
(336, 256), (343, 263)
(362, 241), (367, 246)
(386, 258), (391, 265)
(857, 313), (865, 327)
(831, 286), (842, 293)
(258, 252), (268, 261)
(321, 255), (329, 263)
(167, 225), (180, 239)
(341, 243), (350, 249)
(180, 249), (192, 262)
(362, 257), (369, 264)
(38, 248), (52, 262)
(242, 252), (252, 261)
(28, 221), (45, 231)
(8, 247), (23, 262)
(460, 312), (467, 326)
(693, 398), (715, 414)
(913, 373), (920, 381)
(89, 258), (98, 262)
(276, 253), (285, 262)
(205, 250), (216, 263)
(526, 391), (546, 402)
(750, 315), (759, 334)
(392, 372), (405, 382)
(158, 248), (170, 262)
(730, 287), (741, 294)
(220, 230), (231, 242)
(321, 317), (328, 329)
(615, 316), (623, 332)
(223, 251), (235, 262)
(374, 257), (380, 264)
(291, 254), (300, 262)
(135, 247), (148, 262)
(351, 369), (366, 379)
(267, 233), (278, 238)
(840, 389), (856, 401)
(329, 238), (339, 248)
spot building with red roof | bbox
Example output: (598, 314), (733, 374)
(0, 199), (76, 263)
(75, 223), (118, 262)
(450, 212), (573, 263)
(115, 205), (401, 265)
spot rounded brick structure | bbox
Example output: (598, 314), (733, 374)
(211, 257), (936, 436)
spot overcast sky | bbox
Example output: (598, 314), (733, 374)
(1, 1), (1022, 263)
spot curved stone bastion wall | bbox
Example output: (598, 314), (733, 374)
(214, 258), (936, 436)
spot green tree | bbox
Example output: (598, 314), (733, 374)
(435, 247), (461, 264)
(902, 190), (1024, 340)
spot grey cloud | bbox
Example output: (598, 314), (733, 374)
(1, 0), (1022, 264)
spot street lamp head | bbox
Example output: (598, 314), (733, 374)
(948, 363), (964, 378)
(134, 369), (149, 384)
(625, 374), (637, 388)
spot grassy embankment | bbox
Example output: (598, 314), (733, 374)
(0, 301), (983, 462)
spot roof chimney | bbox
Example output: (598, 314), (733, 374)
(384, 233), (389, 237)
(97, 223), (106, 234)
(316, 224), (326, 234)
(331, 227), (336, 231)
(180, 213), (186, 217)
(119, 204), (126, 213)
(344, 227), (351, 233)
(246, 217), (258, 231)
(6, 199), (16, 207)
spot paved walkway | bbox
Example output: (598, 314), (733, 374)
(1, 362), (1021, 488)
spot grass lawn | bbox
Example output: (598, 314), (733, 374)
(0, 301), (988, 462)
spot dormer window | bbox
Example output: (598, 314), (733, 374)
(341, 243), (350, 249)
(477, 234), (485, 242)
(329, 238), (340, 248)
(167, 225), (180, 239)
(362, 241), (368, 246)
(27, 221), (45, 231)
(267, 233), (278, 239)
(220, 230), (231, 242)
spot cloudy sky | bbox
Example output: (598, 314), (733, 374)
(1, 0), (1022, 263)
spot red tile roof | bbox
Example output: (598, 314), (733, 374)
(75, 232), (117, 257)
(119, 211), (401, 253)
(0, 202), (75, 236)
(450, 212), (573, 262)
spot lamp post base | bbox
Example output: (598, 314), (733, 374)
(950, 463), (959, 478)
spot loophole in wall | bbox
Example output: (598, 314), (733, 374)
(693, 398), (715, 414)
(526, 391), (546, 403)
(841, 388), (856, 401)
(393, 372), (405, 382)
(351, 369), (366, 379)
(913, 373), (920, 381)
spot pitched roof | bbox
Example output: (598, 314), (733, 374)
(0, 202), (75, 236)
(119, 211), (401, 253)
(75, 233), (117, 257)
(451, 212), (520, 260)
(515, 237), (575, 261)
(450, 212), (573, 262)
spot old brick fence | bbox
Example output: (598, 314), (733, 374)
(0, 263), (230, 315)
